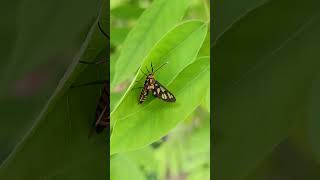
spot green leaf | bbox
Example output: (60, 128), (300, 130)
(198, 29), (210, 57)
(202, 87), (210, 112)
(154, 110), (210, 179)
(124, 146), (157, 174)
(110, 27), (130, 47)
(112, 0), (190, 87)
(111, 56), (209, 154)
(111, 154), (146, 180)
(111, 20), (208, 124)
(111, 4), (144, 19)
(197, 56), (210, 112)
(0, 4), (108, 179)
(213, 0), (320, 179)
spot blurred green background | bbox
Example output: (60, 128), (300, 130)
(213, 0), (320, 179)
(0, 0), (101, 163)
(0, 0), (109, 179)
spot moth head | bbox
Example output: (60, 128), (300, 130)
(147, 74), (154, 79)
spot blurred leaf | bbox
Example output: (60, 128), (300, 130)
(0, 0), (101, 163)
(110, 27), (130, 47)
(213, 0), (269, 42)
(185, 0), (209, 21)
(202, 87), (210, 112)
(198, 29), (210, 57)
(213, 0), (320, 179)
(111, 4), (144, 19)
(197, 56), (210, 112)
(0, 0), (101, 93)
(154, 110), (210, 179)
(112, 0), (190, 87)
(0, 3), (108, 179)
(125, 146), (157, 174)
(187, 166), (210, 180)
(111, 154), (146, 180)
(111, 57), (209, 154)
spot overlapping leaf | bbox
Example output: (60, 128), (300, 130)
(111, 0), (190, 87)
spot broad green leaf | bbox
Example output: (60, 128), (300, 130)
(111, 154), (146, 180)
(213, 0), (269, 42)
(308, 72), (320, 163)
(111, 21), (207, 125)
(111, 58), (210, 155)
(213, 0), (320, 179)
(0, 5), (108, 179)
(112, 0), (190, 87)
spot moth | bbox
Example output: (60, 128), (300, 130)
(138, 62), (176, 104)
(75, 21), (109, 136)
(91, 22), (109, 134)
(92, 84), (109, 134)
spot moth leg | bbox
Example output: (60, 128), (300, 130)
(99, 120), (109, 126)
(131, 86), (144, 90)
(98, 22), (109, 39)
(71, 80), (108, 88)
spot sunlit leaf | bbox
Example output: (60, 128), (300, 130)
(112, 0), (190, 87)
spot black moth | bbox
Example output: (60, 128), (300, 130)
(76, 21), (109, 136)
(138, 62), (176, 104)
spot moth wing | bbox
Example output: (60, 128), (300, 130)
(139, 88), (149, 103)
(152, 81), (176, 102)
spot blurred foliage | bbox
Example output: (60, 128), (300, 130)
(0, 0), (109, 179)
(0, 0), (101, 163)
(110, 0), (210, 179)
(213, 0), (320, 179)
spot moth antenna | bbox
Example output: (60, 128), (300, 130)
(98, 21), (109, 40)
(151, 62), (154, 73)
(135, 75), (145, 83)
(140, 68), (148, 76)
(154, 62), (168, 74)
